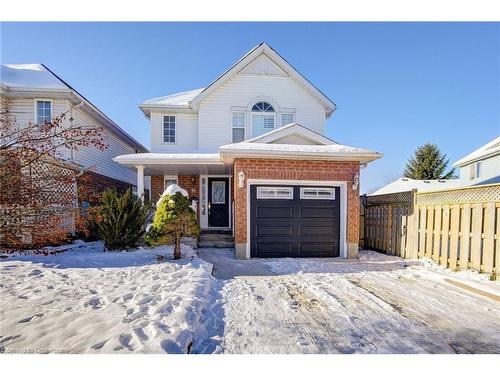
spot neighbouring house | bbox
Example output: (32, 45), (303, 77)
(452, 136), (500, 186)
(0, 63), (149, 200)
(369, 177), (463, 196)
(370, 136), (500, 198)
(114, 42), (382, 259)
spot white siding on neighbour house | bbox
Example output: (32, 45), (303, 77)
(197, 73), (326, 152)
(4, 97), (72, 160)
(459, 154), (500, 185)
(150, 111), (199, 153)
(71, 105), (138, 186)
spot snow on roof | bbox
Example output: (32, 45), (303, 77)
(370, 178), (463, 196)
(141, 88), (204, 107)
(1, 64), (68, 90)
(219, 141), (381, 162)
(113, 153), (222, 164)
(452, 136), (500, 167)
(243, 123), (336, 145)
(1, 63), (147, 152)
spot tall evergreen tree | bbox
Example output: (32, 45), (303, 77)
(403, 143), (455, 180)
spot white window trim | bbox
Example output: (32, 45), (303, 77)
(164, 175), (178, 190)
(281, 112), (295, 127)
(231, 111), (245, 143)
(300, 187), (335, 200)
(251, 112), (276, 137)
(162, 115), (177, 144)
(469, 162), (481, 180)
(34, 98), (53, 124)
(256, 186), (294, 199)
(246, 180), (347, 260)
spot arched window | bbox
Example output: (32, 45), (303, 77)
(251, 101), (275, 137)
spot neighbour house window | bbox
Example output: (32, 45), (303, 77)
(164, 176), (178, 190)
(469, 162), (481, 180)
(232, 112), (245, 143)
(163, 115), (176, 143)
(36, 100), (52, 124)
(281, 113), (294, 126)
(256, 186), (294, 200)
(300, 187), (335, 200)
(251, 101), (275, 137)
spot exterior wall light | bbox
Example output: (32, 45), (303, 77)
(352, 173), (359, 191)
(238, 170), (245, 188)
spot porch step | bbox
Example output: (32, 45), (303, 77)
(199, 233), (234, 242)
(198, 230), (234, 248)
(198, 240), (235, 249)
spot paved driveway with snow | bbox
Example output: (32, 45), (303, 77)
(197, 248), (500, 354)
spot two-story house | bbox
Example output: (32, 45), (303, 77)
(453, 136), (500, 186)
(1, 63), (149, 199)
(115, 43), (382, 259)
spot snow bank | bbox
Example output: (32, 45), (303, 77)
(0, 241), (219, 354)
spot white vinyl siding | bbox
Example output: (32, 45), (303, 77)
(198, 69), (326, 152)
(150, 112), (198, 153)
(232, 111), (245, 143)
(3, 96), (141, 187)
(70, 106), (138, 186)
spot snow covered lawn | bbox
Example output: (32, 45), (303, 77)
(198, 249), (500, 354)
(2, 244), (499, 354)
(0, 242), (219, 354)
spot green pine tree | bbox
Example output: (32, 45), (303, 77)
(403, 143), (455, 180)
(145, 191), (200, 259)
(94, 188), (150, 250)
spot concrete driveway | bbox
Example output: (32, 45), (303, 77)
(197, 248), (500, 354)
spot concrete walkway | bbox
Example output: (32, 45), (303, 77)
(197, 248), (275, 279)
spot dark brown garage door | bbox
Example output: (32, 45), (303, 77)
(250, 185), (340, 258)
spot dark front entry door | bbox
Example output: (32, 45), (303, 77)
(208, 178), (229, 227)
(250, 185), (340, 258)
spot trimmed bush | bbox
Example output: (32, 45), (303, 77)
(94, 188), (150, 250)
(145, 191), (200, 259)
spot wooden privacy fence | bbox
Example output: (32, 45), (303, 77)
(360, 183), (500, 278)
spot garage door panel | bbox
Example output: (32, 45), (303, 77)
(250, 185), (340, 258)
(300, 206), (337, 218)
(256, 206), (293, 218)
(256, 225), (292, 237)
(299, 224), (337, 237)
(255, 242), (293, 255)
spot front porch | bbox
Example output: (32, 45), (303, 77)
(113, 152), (234, 231)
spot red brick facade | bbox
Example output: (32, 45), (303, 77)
(151, 175), (200, 203)
(232, 158), (360, 257)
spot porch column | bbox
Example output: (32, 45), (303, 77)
(135, 165), (145, 202)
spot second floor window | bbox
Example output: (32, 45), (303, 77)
(163, 115), (176, 143)
(281, 113), (294, 126)
(232, 112), (245, 143)
(251, 101), (275, 137)
(36, 100), (52, 124)
(469, 162), (481, 180)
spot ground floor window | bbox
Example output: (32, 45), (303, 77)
(164, 176), (178, 190)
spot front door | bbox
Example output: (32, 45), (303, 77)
(208, 178), (229, 227)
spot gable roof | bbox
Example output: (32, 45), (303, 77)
(219, 123), (381, 163)
(452, 136), (500, 167)
(190, 43), (336, 116)
(1, 63), (148, 152)
(243, 123), (336, 145)
(370, 177), (462, 196)
(139, 42), (337, 118)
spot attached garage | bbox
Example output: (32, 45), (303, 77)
(249, 184), (341, 258)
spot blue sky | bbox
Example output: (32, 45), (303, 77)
(2, 22), (499, 193)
